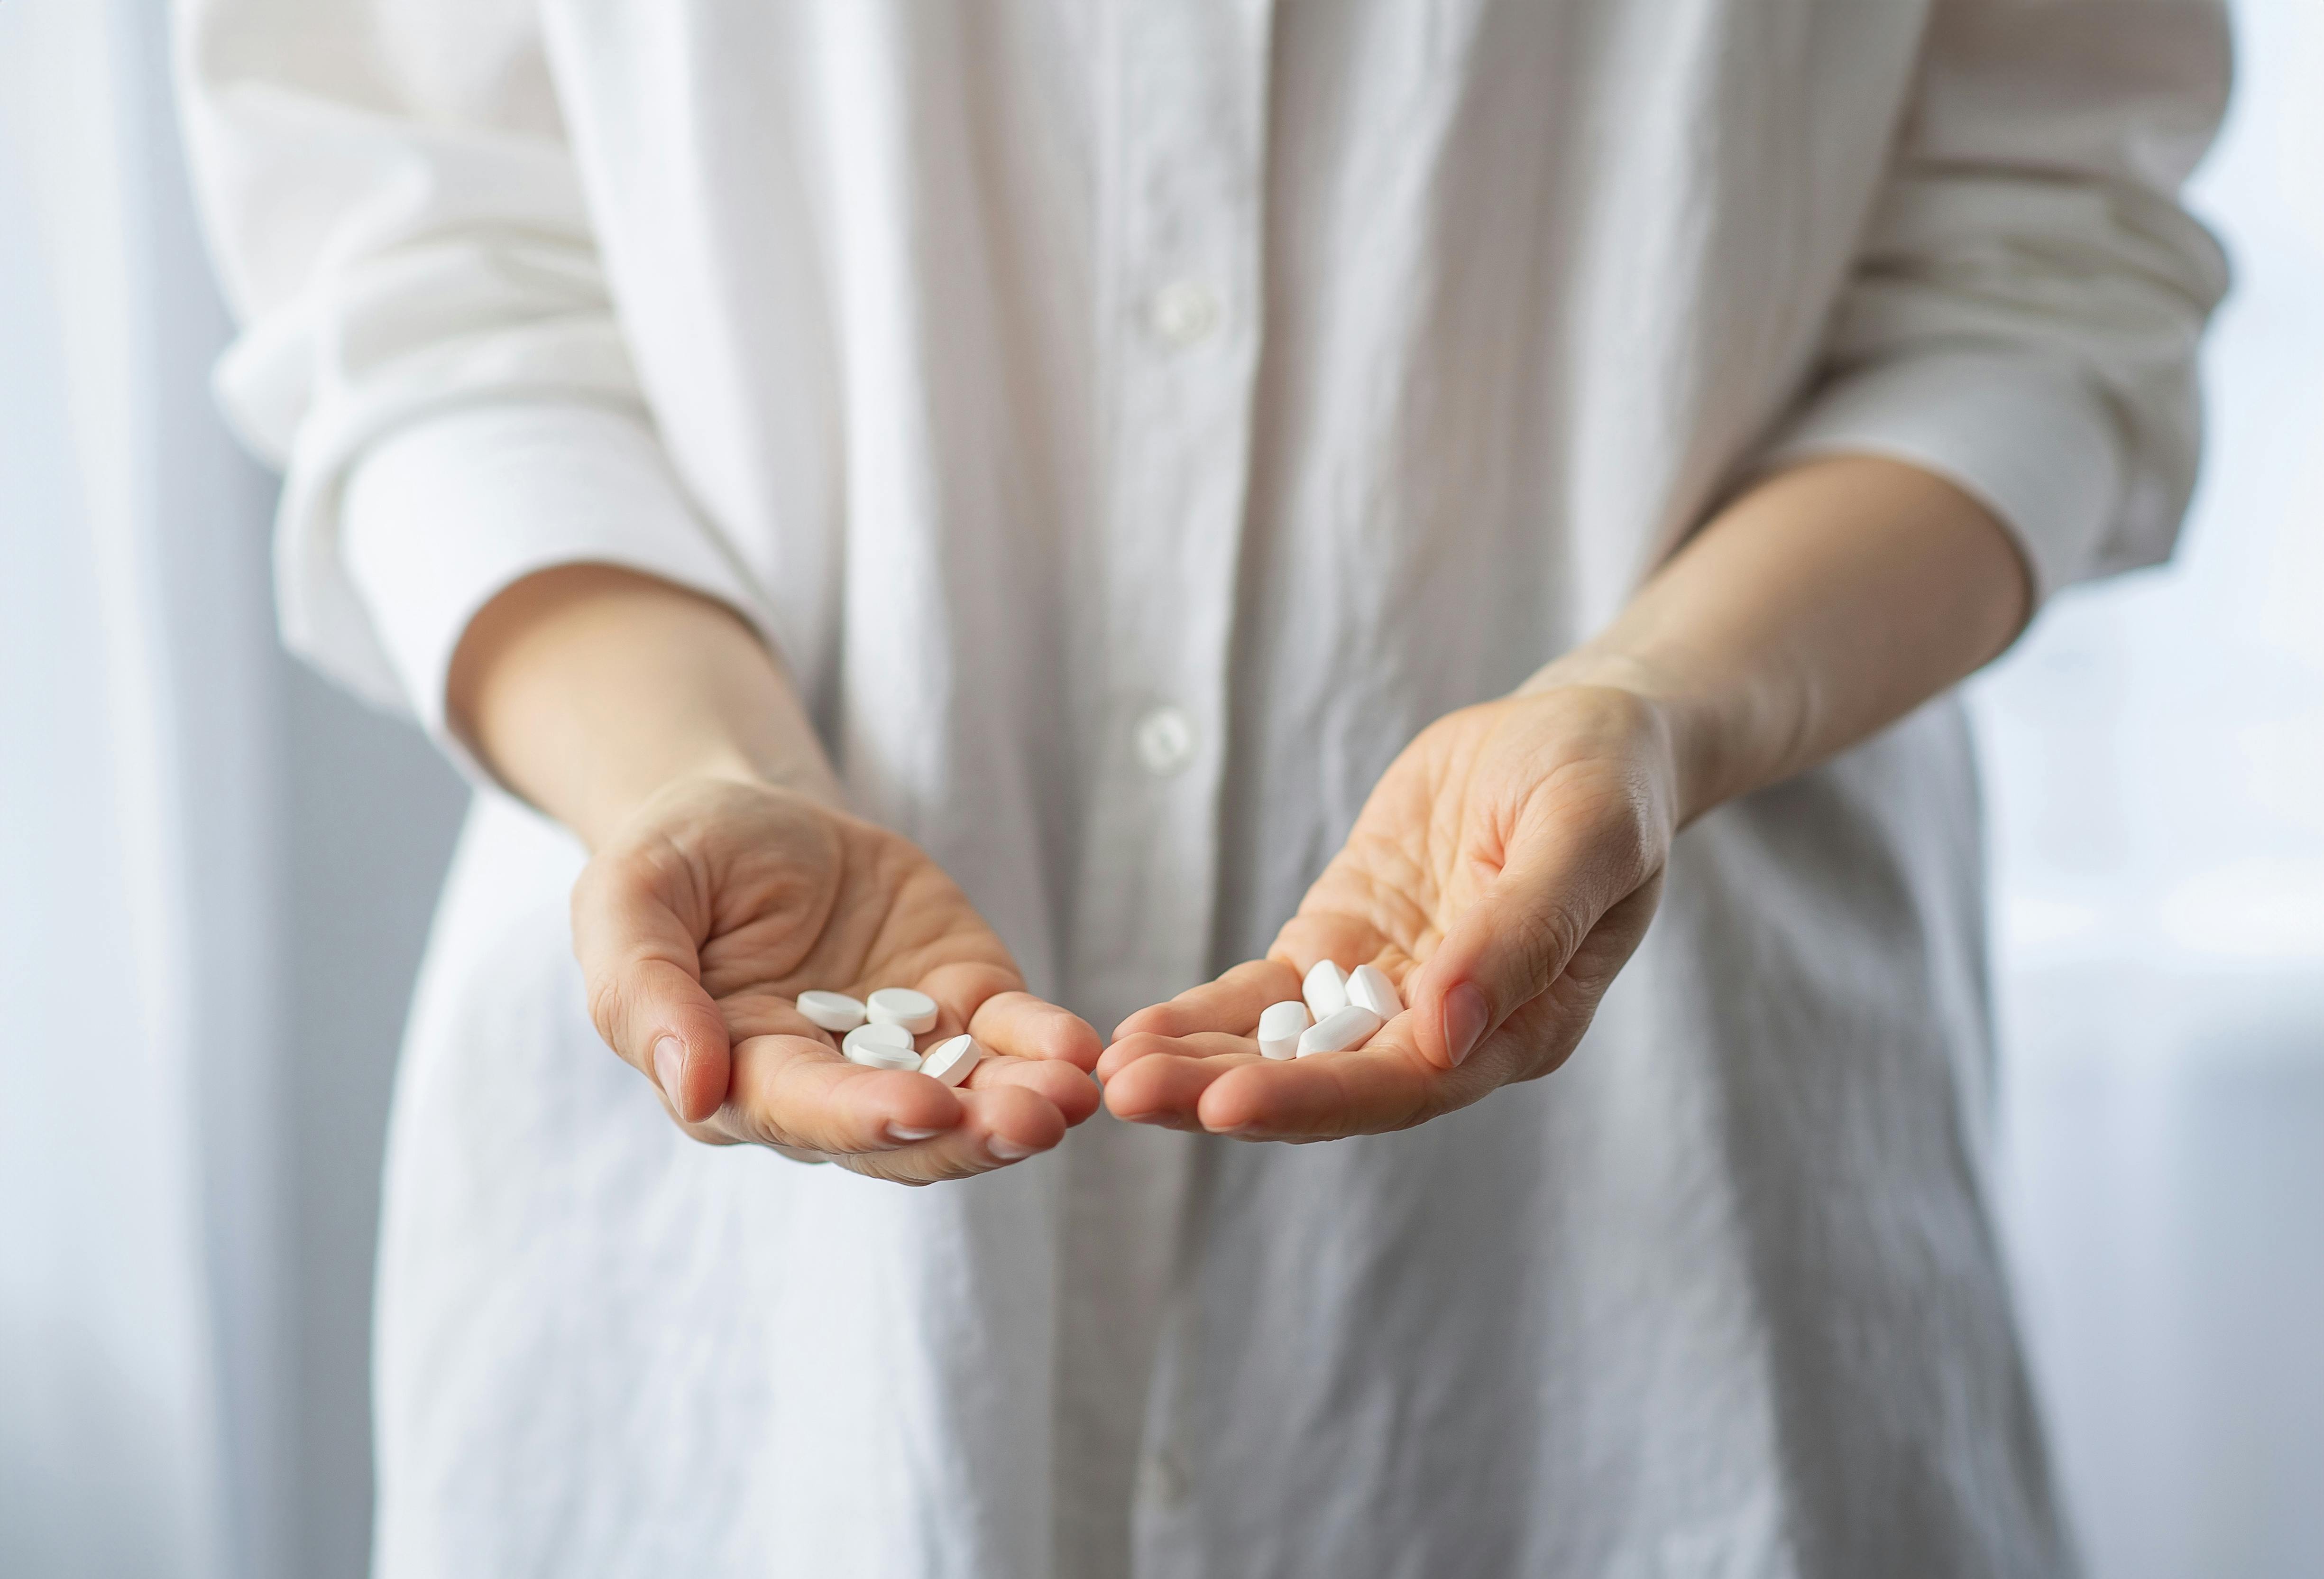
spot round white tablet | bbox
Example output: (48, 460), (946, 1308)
(842, 1022), (917, 1068)
(1257, 1000), (1312, 1062)
(866, 987), (940, 1034)
(1346, 964), (1403, 1020)
(796, 990), (868, 1034)
(920, 1034), (984, 1087)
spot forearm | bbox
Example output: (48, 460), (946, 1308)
(1535, 454), (2030, 824)
(447, 564), (841, 848)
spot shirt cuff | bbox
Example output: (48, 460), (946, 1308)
(1754, 349), (2128, 606)
(315, 402), (767, 780)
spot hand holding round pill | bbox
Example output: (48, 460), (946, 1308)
(571, 776), (1102, 1182)
(1099, 684), (1672, 1140)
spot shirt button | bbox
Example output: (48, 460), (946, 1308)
(1147, 278), (1220, 348)
(1133, 705), (1197, 777)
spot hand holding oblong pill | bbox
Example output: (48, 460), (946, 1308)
(1096, 949), (1416, 1135)
(1096, 684), (1672, 1143)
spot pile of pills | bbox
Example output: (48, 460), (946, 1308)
(794, 988), (984, 1086)
(1258, 960), (1404, 1061)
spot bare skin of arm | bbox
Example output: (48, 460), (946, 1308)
(1100, 453), (2030, 1139)
(448, 564), (1102, 1184)
(446, 452), (2023, 1165)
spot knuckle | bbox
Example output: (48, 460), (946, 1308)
(1506, 902), (1580, 988)
(585, 970), (631, 1051)
(728, 1100), (796, 1152)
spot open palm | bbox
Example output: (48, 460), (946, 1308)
(1099, 686), (1676, 1140)
(575, 777), (1101, 1182)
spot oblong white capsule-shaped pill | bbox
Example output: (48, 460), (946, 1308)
(796, 990), (868, 1034)
(920, 1034), (984, 1087)
(1302, 960), (1349, 1020)
(866, 988), (940, 1034)
(843, 1021), (918, 1068)
(1346, 964), (1402, 1020)
(1257, 1000), (1311, 1061)
(1296, 1004), (1383, 1058)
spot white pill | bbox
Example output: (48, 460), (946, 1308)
(1257, 1000), (1312, 1062)
(1302, 960), (1349, 1020)
(796, 990), (867, 1034)
(920, 1034), (984, 1087)
(1296, 1004), (1383, 1058)
(843, 1021), (918, 1068)
(846, 1020), (913, 1052)
(866, 988), (940, 1034)
(1347, 964), (1402, 1020)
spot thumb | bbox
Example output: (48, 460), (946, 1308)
(571, 855), (734, 1125)
(1405, 806), (1656, 1071)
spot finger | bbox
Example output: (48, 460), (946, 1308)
(1403, 786), (1659, 1072)
(839, 1083), (1068, 1185)
(724, 1032), (965, 1153)
(1523, 874), (1663, 1031)
(968, 989), (1104, 1071)
(1097, 1026), (1259, 1083)
(913, 960), (1024, 1038)
(967, 1048), (1103, 1127)
(1111, 959), (1301, 1043)
(908, 965), (1103, 1073)
(572, 858), (732, 1124)
(1101, 1033), (1266, 1125)
(1195, 885), (1664, 1141)
(1192, 1015), (1487, 1139)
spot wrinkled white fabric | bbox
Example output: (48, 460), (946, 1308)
(176, 2), (2228, 1574)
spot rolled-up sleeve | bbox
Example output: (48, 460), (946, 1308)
(174, 0), (767, 750)
(1761, 0), (2232, 603)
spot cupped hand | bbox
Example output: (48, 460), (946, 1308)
(1099, 685), (1677, 1141)
(573, 776), (1101, 1182)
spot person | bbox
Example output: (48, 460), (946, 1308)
(177, 1), (2228, 1573)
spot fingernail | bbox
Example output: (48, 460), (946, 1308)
(887, 1124), (946, 1143)
(653, 1035), (685, 1101)
(1443, 985), (1488, 1067)
(987, 1136), (1040, 1162)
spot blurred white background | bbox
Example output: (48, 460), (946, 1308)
(1, 2), (2316, 1575)
(1971, 2), (2324, 1570)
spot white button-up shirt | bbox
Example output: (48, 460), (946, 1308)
(179, 2), (2226, 1574)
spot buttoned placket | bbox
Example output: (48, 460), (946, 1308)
(1056, 6), (1276, 1576)
(1067, 2), (1273, 1023)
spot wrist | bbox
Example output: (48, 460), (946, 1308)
(1516, 646), (1775, 827)
(579, 747), (843, 851)
(449, 565), (848, 850)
